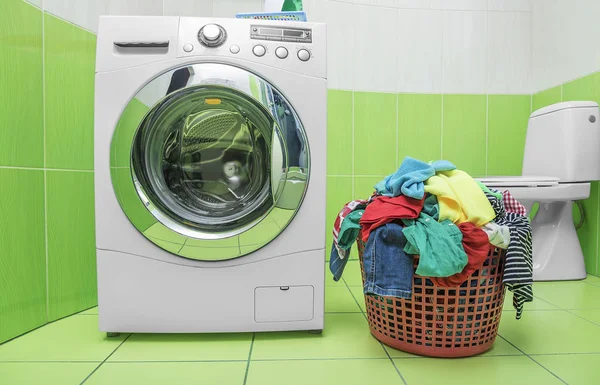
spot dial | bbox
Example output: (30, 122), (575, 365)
(198, 24), (227, 47)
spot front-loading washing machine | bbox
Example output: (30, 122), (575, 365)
(94, 16), (326, 334)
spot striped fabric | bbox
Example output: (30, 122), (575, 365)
(485, 191), (533, 319)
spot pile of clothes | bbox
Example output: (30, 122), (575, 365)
(329, 157), (533, 319)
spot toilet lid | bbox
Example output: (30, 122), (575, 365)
(477, 176), (560, 187)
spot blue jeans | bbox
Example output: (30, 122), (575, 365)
(362, 223), (414, 299)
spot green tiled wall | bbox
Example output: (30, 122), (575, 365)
(325, 90), (532, 261)
(0, 1), (97, 343)
(531, 72), (600, 277)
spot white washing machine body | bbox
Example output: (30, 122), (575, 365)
(94, 16), (327, 333)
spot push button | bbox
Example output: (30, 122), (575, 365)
(253, 45), (266, 57)
(230, 45), (240, 54)
(297, 49), (310, 61)
(275, 47), (288, 59)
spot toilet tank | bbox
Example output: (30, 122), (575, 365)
(522, 101), (600, 182)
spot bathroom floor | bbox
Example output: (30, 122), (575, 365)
(2, 262), (600, 385)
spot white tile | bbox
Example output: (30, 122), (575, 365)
(561, 0), (600, 83)
(355, 0), (432, 9)
(44, 0), (109, 33)
(396, 9), (443, 93)
(488, 11), (531, 93)
(488, 0), (531, 12)
(442, 10), (488, 94)
(354, 4), (398, 92)
(23, 0), (42, 8)
(430, 0), (487, 10)
(531, 0), (568, 91)
(107, 0), (163, 16)
(322, 1), (355, 90)
(213, 0), (262, 18)
(164, 0), (213, 16)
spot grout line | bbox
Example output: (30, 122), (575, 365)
(351, 90), (355, 199)
(0, 166), (94, 172)
(342, 272), (408, 385)
(242, 333), (256, 385)
(497, 335), (568, 385)
(596, 184), (600, 276)
(485, 94), (489, 176)
(383, 346), (409, 385)
(564, 309), (600, 328)
(395, 92), (399, 167)
(80, 334), (132, 384)
(560, 84), (564, 102)
(41, 0), (49, 323)
(440, 94), (444, 159)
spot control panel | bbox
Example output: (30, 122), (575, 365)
(177, 17), (326, 79)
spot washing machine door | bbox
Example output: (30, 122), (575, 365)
(110, 63), (309, 261)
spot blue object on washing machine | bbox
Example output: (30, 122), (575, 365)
(235, 11), (307, 21)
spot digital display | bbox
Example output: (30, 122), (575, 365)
(260, 28), (282, 36)
(283, 30), (304, 37)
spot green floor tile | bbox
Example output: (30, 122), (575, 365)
(0, 315), (126, 361)
(348, 286), (366, 312)
(86, 362), (247, 385)
(499, 310), (600, 354)
(0, 363), (98, 385)
(341, 261), (364, 286)
(394, 356), (564, 385)
(108, 333), (252, 362)
(78, 307), (98, 315)
(384, 335), (522, 358)
(325, 286), (361, 313)
(533, 354), (600, 385)
(251, 313), (387, 360)
(246, 359), (404, 385)
(584, 275), (600, 286)
(569, 310), (600, 325)
(533, 281), (600, 309)
(502, 290), (558, 311)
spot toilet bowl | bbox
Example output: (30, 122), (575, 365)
(477, 176), (590, 281)
(477, 101), (600, 281)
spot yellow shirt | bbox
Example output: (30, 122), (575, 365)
(424, 170), (496, 226)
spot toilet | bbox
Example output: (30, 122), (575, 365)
(478, 101), (600, 281)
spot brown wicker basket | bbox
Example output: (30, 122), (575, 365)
(357, 239), (507, 358)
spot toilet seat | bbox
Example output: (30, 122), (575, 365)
(476, 176), (590, 202)
(477, 176), (559, 187)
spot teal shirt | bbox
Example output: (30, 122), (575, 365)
(402, 214), (467, 277)
(338, 210), (364, 250)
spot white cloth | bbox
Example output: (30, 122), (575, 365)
(483, 223), (510, 249)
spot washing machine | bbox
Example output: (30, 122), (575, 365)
(94, 16), (326, 334)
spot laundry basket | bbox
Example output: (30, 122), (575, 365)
(357, 240), (507, 358)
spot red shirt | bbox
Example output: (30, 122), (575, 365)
(359, 195), (425, 242)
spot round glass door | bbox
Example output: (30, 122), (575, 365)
(110, 63), (310, 261)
